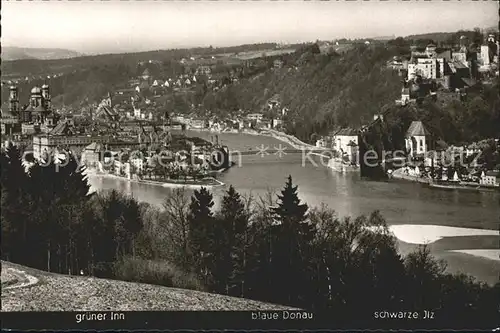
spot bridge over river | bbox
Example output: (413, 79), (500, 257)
(229, 148), (332, 156)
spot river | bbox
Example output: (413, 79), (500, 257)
(87, 131), (500, 285)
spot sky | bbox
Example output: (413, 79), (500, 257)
(2, 1), (498, 55)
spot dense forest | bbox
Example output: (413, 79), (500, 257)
(1, 144), (499, 325)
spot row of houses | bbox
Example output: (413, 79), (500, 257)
(400, 164), (499, 187)
(315, 127), (360, 165)
(166, 109), (287, 132)
(133, 73), (199, 92)
(316, 117), (499, 188)
(392, 35), (499, 105)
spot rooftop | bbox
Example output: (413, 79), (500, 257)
(84, 142), (103, 152)
(484, 170), (500, 177)
(334, 128), (359, 137)
(24, 104), (49, 113)
(452, 60), (468, 69)
(49, 121), (70, 136)
(406, 121), (430, 137)
(462, 78), (477, 87)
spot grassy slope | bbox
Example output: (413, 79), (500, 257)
(1, 261), (296, 311)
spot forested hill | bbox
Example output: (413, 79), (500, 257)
(205, 42), (499, 144)
(204, 43), (403, 141)
(1, 43), (290, 79)
(3, 39), (497, 144)
(1, 47), (83, 61)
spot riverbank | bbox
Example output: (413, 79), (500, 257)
(256, 128), (319, 150)
(85, 170), (225, 189)
(390, 168), (431, 184)
(449, 249), (500, 262)
(190, 127), (317, 150)
(391, 168), (499, 193)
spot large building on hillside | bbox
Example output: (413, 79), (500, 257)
(407, 44), (454, 81)
(32, 129), (142, 161)
(1, 85), (59, 136)
(408, 57), (439, 80)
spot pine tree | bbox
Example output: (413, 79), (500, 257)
(270, 175), (316, 307)
(63, 154), (91, 201)
(271, 175), (308, 226)
(236, 191), (276, 303)
(215, 185), (249, 296)
(188, 187), (215, 281)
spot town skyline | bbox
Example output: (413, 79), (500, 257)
(2, 0), (498, 55)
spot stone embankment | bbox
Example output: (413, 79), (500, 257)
(258, 129), (318, 150)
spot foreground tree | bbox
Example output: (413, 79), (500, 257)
(212, 185), (249, 295)
(161, 188), (192, 269)
(188, 187), (215, 281)
(269, 175), (316, 307)
(0, 145), (29, 262)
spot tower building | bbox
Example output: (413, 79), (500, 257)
(1, 84), (59, 136)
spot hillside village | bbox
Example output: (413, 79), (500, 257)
(312, 33), (500, 188)
(1, 31), (499, 187)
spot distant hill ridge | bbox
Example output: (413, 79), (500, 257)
(404, 27), (499, 42)
(2, 46), (83, 61)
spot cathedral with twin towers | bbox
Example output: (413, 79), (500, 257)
(1, 84), (60, 136)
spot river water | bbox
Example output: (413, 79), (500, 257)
(87, 131), (500, 285)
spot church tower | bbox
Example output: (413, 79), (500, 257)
(30, 87), (43, 108)
(9, 86), (20, 117)
(105, 92), (112, 107)
(42, 84), (51, 110)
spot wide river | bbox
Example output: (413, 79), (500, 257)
(88, 131), (500, 285)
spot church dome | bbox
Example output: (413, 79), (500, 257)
(42, 84), (49, 89)
(31, 86), (42, 94)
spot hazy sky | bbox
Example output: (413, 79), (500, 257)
(2, 1), (498, 55)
